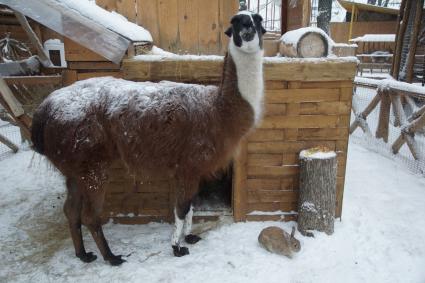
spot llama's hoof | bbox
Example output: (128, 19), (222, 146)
(185, 234), (202, 244)
(76, 251), (97, 263)
(106, 254), (126, 266)
(172, 245), (189, 257)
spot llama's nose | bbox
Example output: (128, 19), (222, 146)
(242, 29), (255, 41)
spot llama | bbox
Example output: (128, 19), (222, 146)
(31, 11), (266, 265)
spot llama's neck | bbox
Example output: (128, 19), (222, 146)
(227, 41), (264, 124)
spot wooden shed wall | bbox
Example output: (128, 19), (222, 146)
(100, 58), (356, 224)
(330, 21), (397, 43)
(95, 0), (239, 55)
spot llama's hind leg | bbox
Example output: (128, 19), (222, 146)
(64, 177), (97, 263)
(183, 204), (201, 244)
(80, 175), (125, 266)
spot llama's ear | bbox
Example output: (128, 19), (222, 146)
(252, 14), (263, 23)
(225, 27), (232, 37)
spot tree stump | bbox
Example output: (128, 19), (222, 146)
(280, 28), (329, 58)
(298, 147), (337, 236)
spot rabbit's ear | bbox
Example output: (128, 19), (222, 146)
(291, 227), (295, 238)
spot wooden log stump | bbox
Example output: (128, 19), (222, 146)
(280, 28), (329, 58)
(298, 147), (337, 236)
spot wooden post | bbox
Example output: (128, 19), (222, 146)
(298, 147), (337, 236)
(392, 0), (412, 79)
(405, 0), (424, 83)
(233, 139), (248, 222)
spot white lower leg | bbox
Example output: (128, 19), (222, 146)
(171, 208), (184, 247)
(183, 205), (193, 236)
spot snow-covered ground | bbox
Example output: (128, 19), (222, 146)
(1, 141), (425, 283)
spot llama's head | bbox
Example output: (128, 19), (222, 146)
(225, 11), (266, 53)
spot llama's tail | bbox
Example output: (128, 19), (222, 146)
(31, 105), (49, 155)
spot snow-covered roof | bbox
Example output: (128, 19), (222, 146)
(350, 34), (396, 43)
(0, 0), (152, 64)
(58, 0), (152, 42)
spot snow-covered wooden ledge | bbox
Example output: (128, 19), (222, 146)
(101, 55), (357, 224)
(122, 55), (358, 83)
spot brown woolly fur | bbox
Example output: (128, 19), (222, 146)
(31, 53), (256, 264)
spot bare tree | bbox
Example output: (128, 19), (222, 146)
(317, 0), (332, 34)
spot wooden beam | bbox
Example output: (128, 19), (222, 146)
(0, 133), (18, 153)
(13, 11), (52, 68)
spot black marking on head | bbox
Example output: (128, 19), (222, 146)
(225, 12), (266, 50)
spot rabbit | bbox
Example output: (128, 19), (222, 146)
(258, 226), (301, 258)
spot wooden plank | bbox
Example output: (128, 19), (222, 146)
(299, 101), (350, 115)
(247, 178), (282, 191)
(77, 72), (122, 81)
(265, 104), (287, 116)
(116, 0), (136, 23)
(246, 214), (297, 222)
(122, 59), (357, 82)
(288, 81), (353, 89)
(247, 202), (297, 213)
(247, 154), (283, 166)
(282, 153), (298, 165)
(265, 81), (288, 90)
(248, 190), (298, 203)
(3, 75), (62, 85)
(64, 38), (108, 62)
(264, 60), (357, 81)
(233, 139), (248, 222)
(248, 141), (336, 154)
(95, 0), (117, 11)
(178, 0), (199, 54)
(260, 115), (340, 129)
(219, 0), (239, 54)
(157, 0), (179, 52)
(297, 128), (348, 140)
(247, 129), (285, 142)
(68, 62), (120, 70)
(136, 0), (160, 45)
(247, 165), (299, 178)
(266, 88), (340, 103)
(198, 0), (220, 54)
(340, 87), (353, 101)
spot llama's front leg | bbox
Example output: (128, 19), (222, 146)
(183, 205), (202, 244)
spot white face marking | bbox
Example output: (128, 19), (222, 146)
(236, 12), (261, 54)
(171, 208), (184, 246)
(183, 205), (193, 236)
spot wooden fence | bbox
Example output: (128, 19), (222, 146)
(95, 0), (239, 55)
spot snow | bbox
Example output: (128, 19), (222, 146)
(1, 141), (425, 282)
(355, 77), (425, 96)
(57, 0), (152, 42)
(300, 149), (337, 159)
(350, 34), (396, 43)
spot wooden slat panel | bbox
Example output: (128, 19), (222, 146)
(297, 128), (347, 140)
(299, 101), (350, 115)
(340, 87), (353, 101)
(282, 153), (298, 165)
(198, 0), (219, 54)
(178, 0), (199, 54)
(288, 81), (353, 89)
(247, 165), (299, 178)
(116, 0), (136, 23)
(157, 0), (179, 52)
(136, 0), (160, 45)
(248, 190), (298, 203)
(266, 88), (340, 103)
(219, 0), (238, 54)
(246, 214), (297, 222)
(247, 178), (281, 191)
(247, 154), (283, 166)
(247, 129), (285, 142)
(260, 115), (340, 129)
(265, 81), (288, 90)
(96, 0), (118, 11)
